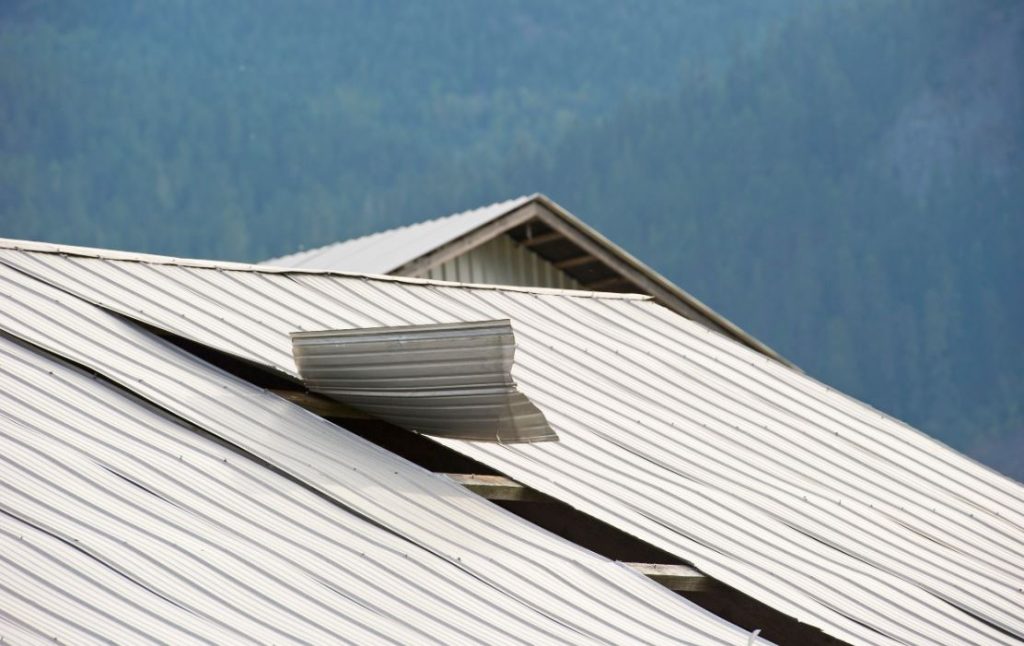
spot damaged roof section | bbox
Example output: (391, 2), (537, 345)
(292, 320), (557, 443)
(0, 258), (756, 645)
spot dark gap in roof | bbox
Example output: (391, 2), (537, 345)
(140, 322), (301, 390)
(338, 419), (503, 476)
(151, 322), (708, 563)
(495, 502), (845, 644)
(494, 500), (687, 565)
(148, 324), (503, 473)
(687, 584), (850, 646)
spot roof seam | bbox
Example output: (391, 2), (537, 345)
(0, 506), (201, 630)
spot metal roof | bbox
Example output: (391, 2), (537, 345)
(0, 261), (759, 645)
(1, 239), (1023, 644)
(292, 320), (557, 443)
(264, 196), (533, 273)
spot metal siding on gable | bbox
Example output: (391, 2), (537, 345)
(265, 194), (576, 286)
(429, 234), (583, 290)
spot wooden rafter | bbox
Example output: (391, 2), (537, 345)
(443, 473), (552, 502)
(554, 254), (599, 270)
(624, 563), (711, 592)
(521, 230), (565, 247)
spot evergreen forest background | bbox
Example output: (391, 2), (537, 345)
(2, 1), (1022, 478)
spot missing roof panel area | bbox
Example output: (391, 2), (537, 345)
(291, 320), (557, 443)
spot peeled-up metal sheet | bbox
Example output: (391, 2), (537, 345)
(292, 320), (556, 443)
(2, 239), (1023, 645)
(0, 262), (761, 646)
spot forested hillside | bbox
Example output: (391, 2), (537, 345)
(1, 1), (1021, 477)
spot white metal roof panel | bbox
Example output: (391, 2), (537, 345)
(1, 338), (593, 644)
(0, 263), (759, 645)
(263, 196), (533, 273)
(1, 242), (1022, 644)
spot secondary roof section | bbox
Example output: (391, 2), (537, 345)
(264, 194), (792, 366)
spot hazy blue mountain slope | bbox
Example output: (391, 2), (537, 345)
(447, 0), (1024, 477)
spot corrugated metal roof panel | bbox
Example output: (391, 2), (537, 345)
(292, 320), (557, 443)
(0, 263), (760, 645)
(263, 196), (533, 273)
(1, 241), (1022, 644)
(1, 336), (602, 645)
